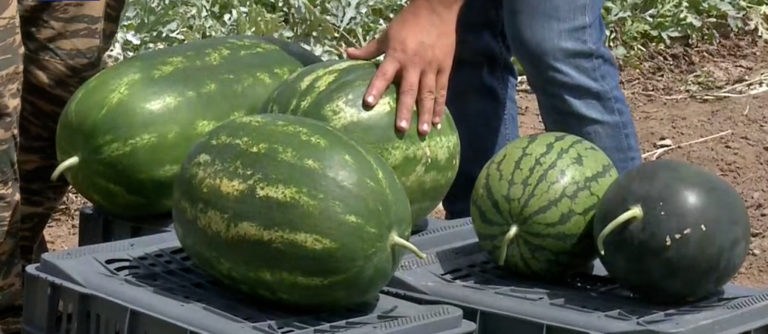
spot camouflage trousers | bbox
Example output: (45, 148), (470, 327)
(0, 0), (124, 331)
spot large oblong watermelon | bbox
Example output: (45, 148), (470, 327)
(172, 113), (425, 311)
(261, 59), (461, 227)
(52, 35), (317, 217)
(593, 159), (750, 304)
(470, 132), (618, 280)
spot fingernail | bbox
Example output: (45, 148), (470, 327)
(366, 95), (375, 105)
(433, 116), (441, 124)
(399, 120), (408, 129)
(421, 123), (430, 132)
(435, 122), (442, 130)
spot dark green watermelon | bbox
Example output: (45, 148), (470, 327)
(261, 59), (461, 227)
(52, 35), (314, 217)
(259, 36), (323, 66)
(172, 113), (425, 311)
(593, 159), (750, 304)
(470, 132), (619, 280)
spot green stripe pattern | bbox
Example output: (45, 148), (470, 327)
(55, 35), (311, 217)
(173, 113), (413, 310)
(261, 59), (460, 226)
(470, 132), (619, 279)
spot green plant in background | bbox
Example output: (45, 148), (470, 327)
(108, 0), (407, 63)
(602, 0), (768, 59)
(107, 0), (767, 65)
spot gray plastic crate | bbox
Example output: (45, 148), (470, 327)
(384, 218), (768, 334)
(23, 231), (477, 334)
(77, 206), (173, 246)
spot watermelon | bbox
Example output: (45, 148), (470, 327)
(259, 36), (323, 66)
(470, 132), (618, 280)
(261, 59), (460, 227)
(594, 159), (750, 304)
(51, 35), (316, 217)
(172, 113), (426, 310)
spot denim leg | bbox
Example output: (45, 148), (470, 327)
(502, 0), (642, 174)
(442, 0), (519, 219)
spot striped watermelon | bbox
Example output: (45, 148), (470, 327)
(470, 132), (619, 280)
(52, 35), (316, 217)
(261, 59), (460, 227)
(172, 113), (426, 310)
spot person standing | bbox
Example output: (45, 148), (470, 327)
(0, 0), (126, 332)
(346, 0), (642, 219)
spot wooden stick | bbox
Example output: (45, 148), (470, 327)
(694, 72), (768, 100)
(697, 86), (768, 99)
(642, 130), (733, 160)
(716, 72), (768, 94)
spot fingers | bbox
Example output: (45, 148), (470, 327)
(417, 70), (436, 135)
(396, 68), (420, 132)
(345, 37), (385, 60)
(432, 67), (450, 126)
(346, 35), (398, 108)
(348, 33), (452, 136)
(380, 62), (447, 136)
(364, 58), (399, 108)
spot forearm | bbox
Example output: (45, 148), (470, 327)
(409, 0), (464, 6)
(409, 0), (464, 15)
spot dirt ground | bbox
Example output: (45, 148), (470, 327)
(44, 35), (768, 288)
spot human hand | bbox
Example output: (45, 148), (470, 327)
(346, 0), (463, 136)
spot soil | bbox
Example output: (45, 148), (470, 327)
(43, 35), (768, 288)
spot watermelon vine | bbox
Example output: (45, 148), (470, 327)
(51, 156), (80, 182)
(497, 225), (519, 266)
(391, 232), (426, 259)
(596, 204), (644, 256)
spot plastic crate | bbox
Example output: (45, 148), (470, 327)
(384, 218), (768, 334)
(77, 206), (173, 246)
(23, 231), (477, 334)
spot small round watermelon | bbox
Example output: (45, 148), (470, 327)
(261, 59), (461, 227)
(470, 132), (618, 280)
(594, 159), (750, 304)
(52, 35), (317, 217)
(172, 113), (425, 311)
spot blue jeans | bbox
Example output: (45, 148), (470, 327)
(442, 0), (642, 219)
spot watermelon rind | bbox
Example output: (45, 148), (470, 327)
(470, 132), (619, 280)
(593, 159), (750, 304)
(261, 59), (461, 227)
(172, 113), (425, 311)
(52, 35), (314, 217)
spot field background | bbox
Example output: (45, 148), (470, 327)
(43, 0), (768, 287)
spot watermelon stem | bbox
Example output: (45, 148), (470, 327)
(390, 233), (426, 259)
(498, 225), (519, 266)
(596, 204), (644, 256)
(50, 156), (80, 181)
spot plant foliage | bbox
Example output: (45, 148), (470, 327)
(107, 0), (767, 64)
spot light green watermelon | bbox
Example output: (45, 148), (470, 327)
(52, 35), (319, 217)
(261, 59), (461, 227)
(172, 113), (426, 310)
